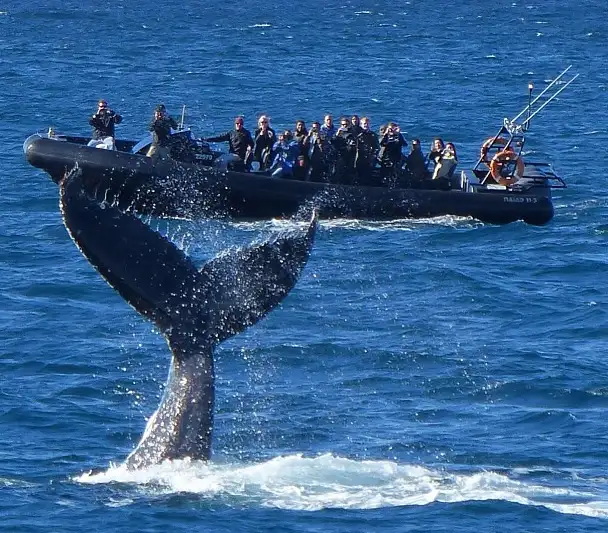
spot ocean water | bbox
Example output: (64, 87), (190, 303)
(2, 0), (608, 531)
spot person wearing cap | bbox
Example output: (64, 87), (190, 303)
(88, 99), (122, 148)
(203, 116), (255, 170)
(147, 104), (178, 159)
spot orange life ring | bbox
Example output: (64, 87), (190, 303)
(480, 137), (508, 162)
(489, 149), (525, 186)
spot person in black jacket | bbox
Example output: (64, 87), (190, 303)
(379, 122), (408, 185)
(146, 104), (178, 159)
(88, 99), (122, 148)
(302, 121), (329, 182)
(356, 116), (380, 184)
(406, 138), (427, 182)
(427, 138), (445, 176)
(204, 116), (255, 170)
(350, 114), (362, 136)
(293, 120), (308, 145)
(380, 123), (407, 166)
(252, 115), (276, 170)
(334, 117), (357, 183)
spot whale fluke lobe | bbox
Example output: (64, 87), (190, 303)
(59, 168), (317, 468)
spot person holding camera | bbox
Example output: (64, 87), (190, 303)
(303, 121), (328, 181)
(303, 121), (321, 154)
(87, 99), (122, 149)
(379, 122), (407, 168)
(431, 141), (458, 180)
(146, 104), (178, 159)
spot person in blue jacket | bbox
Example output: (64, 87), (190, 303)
(271, 130), (301, 178)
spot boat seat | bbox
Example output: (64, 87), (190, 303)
(87, 137), (116, 150)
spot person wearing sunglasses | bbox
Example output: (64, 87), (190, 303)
(252, 115), (276, 171)
(87, 99), (122, 149)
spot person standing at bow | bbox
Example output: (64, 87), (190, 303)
(146, 104), (178, 159)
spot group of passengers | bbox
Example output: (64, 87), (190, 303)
(87, 100), (460, 186)
(203, 113), (460, 186)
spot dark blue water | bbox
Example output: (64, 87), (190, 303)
(2, 0), (608, 531)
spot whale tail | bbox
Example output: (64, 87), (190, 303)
(60, 168), (317, 346)
(58, 168), (317, 466)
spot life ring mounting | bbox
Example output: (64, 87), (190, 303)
(489, 149), (525, 186)
(480, 137), (509, 163)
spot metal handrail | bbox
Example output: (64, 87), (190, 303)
(474, 67), (577, 186)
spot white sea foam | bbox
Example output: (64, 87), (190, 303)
(75, 454), (608, 518)
(0, 477), (35, 488)
(320, 215), (481, 231)
(236, 215), (479, 232)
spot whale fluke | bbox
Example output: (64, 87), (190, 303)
(59, 169), (317, 468)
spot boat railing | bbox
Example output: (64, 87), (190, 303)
(518, 161), (567, 189)
(474, 66), (577, 188)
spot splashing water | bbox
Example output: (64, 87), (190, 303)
(75, 453), (608, 517)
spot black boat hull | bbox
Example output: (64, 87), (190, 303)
(24, 135), (555, 225)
